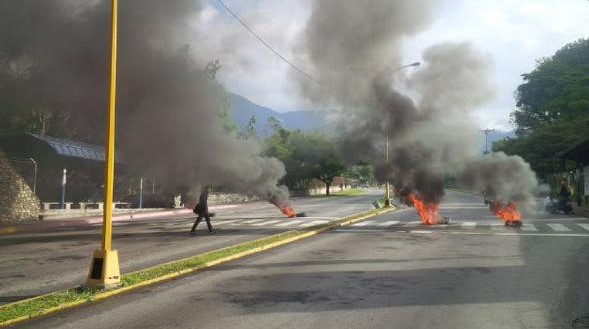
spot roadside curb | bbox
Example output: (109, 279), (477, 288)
(0, 206), (395, 327)
(0, 227), (19, 235)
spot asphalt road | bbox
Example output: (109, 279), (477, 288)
(0, 189), (382, 305)
(13, 190), (589, 329)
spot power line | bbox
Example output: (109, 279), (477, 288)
(215, 0), (320, 85)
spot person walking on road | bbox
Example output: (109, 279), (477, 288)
(190, 186), (215, 235)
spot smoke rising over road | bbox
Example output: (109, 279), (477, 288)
(297, 0), (537, 206)
(0, 0), (290, 204)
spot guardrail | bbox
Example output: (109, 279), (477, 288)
(41, 202), (131, 211)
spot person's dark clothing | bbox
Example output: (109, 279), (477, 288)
(560, 185), (571, 198)
(191, 190), (214, 234)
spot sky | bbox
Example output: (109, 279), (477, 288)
(194, 0), (588, 132)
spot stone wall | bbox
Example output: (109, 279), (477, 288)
(0, 150), (40, 222)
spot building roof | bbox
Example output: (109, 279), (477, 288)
(27, 133), (120, 162)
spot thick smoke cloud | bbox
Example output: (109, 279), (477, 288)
(0, 0), (289, 204)
(297, 0), (537, 206)
(458, 152), (538, 210)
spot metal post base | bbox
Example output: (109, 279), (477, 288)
(86, 249), (121, 289)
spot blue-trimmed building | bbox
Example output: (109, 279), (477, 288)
(0, 133), (123, 202)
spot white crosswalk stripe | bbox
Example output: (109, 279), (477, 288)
(547, 223), (571, 232)
(242, 219), (267, 224)
(214, 219), (240, 226)
(275, 220), (304, 227)
(404, 221), (421, 226)
(351, 221), (376, 227)
(520, 224), (538, 231)
(376, 220), (400, 227)
(251, 220), (282, 226)
(490, 222), (504, 230)
(207, 217), (589, 235)
(298, 220), (329, 227)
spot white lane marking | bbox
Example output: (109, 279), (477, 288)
(410, 230), (434, 234)
(214, 220), (240, 226)
(351, 221), (376, 227)
(460, 221), (477, 228)
(251, 220), (282, 226)
(275, 220), (304, 227)
(377, 220), (400, 227)
(520, 224), (538, 231)
(490, 222), (505, 230)
(342, 229), (385, 233)
(445, 231), (589, 237)
(440, 206), (489, 209)
(404, 221), (422, 226)
(578, 224), (589, 231)
(523, 217), (587, 222)
(298, 220), (329, 227)
(242, 219), (267, 224)
(547, 223), (571, 232)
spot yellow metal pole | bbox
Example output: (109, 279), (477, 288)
(86, 0), (120, 289)
(103, 0), (118, 251)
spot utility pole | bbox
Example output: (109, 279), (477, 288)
(382, 62), (420, 207)
(481, 128), (495, 154)
(86, 0), (121, 289)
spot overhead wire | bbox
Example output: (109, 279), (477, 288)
(214, 0), (320, 85)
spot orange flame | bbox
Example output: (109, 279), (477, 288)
(279, 205), (296, 218)
(409, 194), (442, 225)
(490, 201), (521, 222)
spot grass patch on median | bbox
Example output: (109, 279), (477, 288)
(0, 288), (100, 324)
(332, 188), (365, 196)
(0, 207), (393, 327)
(0, 230), (305, 326)
(121, 230), (302, 286)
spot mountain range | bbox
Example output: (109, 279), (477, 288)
(229, 92), (515, 151)
(229, 92), (332, 137)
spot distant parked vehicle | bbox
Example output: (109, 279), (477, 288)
(544, 196), (573, 214)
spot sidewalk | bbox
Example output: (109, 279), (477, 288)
(573, 204), (589, 218)
(0, 204), (241, 233)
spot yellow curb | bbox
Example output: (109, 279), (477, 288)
(0, 227), (20, 235)
(0, 206), (395, 327)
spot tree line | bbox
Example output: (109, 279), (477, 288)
(494, 39), (589, 185)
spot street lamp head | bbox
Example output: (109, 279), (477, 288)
(409, 62), (421, 67)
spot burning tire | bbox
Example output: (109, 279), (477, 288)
(504, 220), (522, 228)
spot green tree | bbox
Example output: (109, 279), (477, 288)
(264, 118), (345, 195)
(292, 132), (345, 196)
(344, 164), (375, 186)
(495, 38), (589, 179)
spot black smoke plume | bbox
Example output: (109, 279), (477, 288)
(0, 0), (290, 205)
(296, 0), (537, 206)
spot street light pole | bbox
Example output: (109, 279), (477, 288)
(61, 168), (67, 209)
(383, 62), (420, 207)
(481, 128), (495, 154)
(30, 158), (37, 194)
(87, 0), (120, 289)
(139, 177), (144, 209)
(384, 112), (391, 207)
